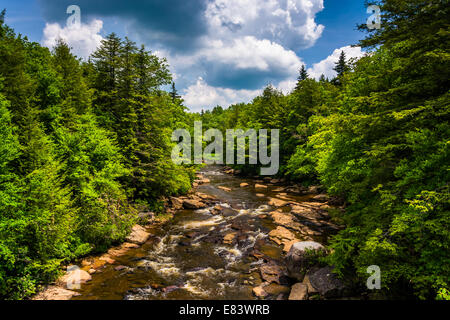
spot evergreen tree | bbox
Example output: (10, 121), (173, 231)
(333, 50), (349, 77)
(295, 65), (309, 91)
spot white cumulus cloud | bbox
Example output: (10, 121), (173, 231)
(182, 77), (261, 111)
(308, 46), (366, 80)
(42, 19), (104, 59)
(205, 0), (325, 49)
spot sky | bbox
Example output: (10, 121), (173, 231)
(3, 0), (370, 112)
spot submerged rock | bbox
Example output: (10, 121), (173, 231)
(218, 186), (232, 192)
(285, 241), (326, 282)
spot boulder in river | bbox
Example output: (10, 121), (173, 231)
(312, 194), (329, 202)
(252, 285), (269, 298)
(308, 266), (346, 298)
(170, 197), (184, 210)
(183, 199), (207, 209)
(259, 264), (289, 285)
(59, 266), (92, 288)
(223, 232), (237, 245)
(218, 186), (232, 192)
(268, 226), (301, 252)
(255, 184), (268, 189)
(288, 283), (308, 300)
(240, 183), (249, 188)
(33, 286), (79, 300)
(268, 198), (289, 207)
(285, 241), (326, 282)
(263, 283), (291, 296)
(126, 225), (151, 244)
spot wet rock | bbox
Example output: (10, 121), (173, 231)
(196, 192), (217, 201)
(307, 186), (321, 194)
(183, 199), (207, 209)
(303, 275), (318, 294)
(240, 183), (250, 188)
(88, 268), (96, 274)
(108, 242), (140, 257)
(308, 266), (346, 298)
(270, 212), (303, 234)
(270, 179), (281, 184)
(59, 266), (92, 288)
(114, 265), (127, 271)
(197, 178), (211, 185)
(268, 226), (300, 252)
(163, 285), (181, 293)
(126, 225), (151, 244)
(99, 254), (116, 264)
(273, 187), (286, 192)
(256, 193), (266, 198)
(255, 184), (268, 189)
(218, 186), (232, 192)
(260, 264), (289, 285)
(313, 194), (329, 202)
(223, 233), (237, 245)
(185, 231), (200, 239)
(231, 220), (253, 232)
(263, 283), (291, 296)
(252, 285), (269, 298)
(211, 204), (223, 215)
(268, 198), (289, 207)
(33, 286), (79, 300)
(178, 240), (191, 247)
(285, 241), (326, 282)
(81, 259), (92, 267)
(289, 283), (308, 300)
(150, 283), (165, 290)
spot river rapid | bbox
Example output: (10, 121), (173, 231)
(71, 166), (337, 300)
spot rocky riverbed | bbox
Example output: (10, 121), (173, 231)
(35, 165), (349, 300)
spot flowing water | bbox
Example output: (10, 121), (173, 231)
(71, 166), (329, 300)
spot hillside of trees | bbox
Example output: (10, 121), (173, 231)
(200, 0), (449, 300)
(0, 10), (196, 299)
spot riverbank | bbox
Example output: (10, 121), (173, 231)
(34, 166), (348, 300)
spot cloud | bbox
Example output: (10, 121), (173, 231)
(172, 36), (303, 89)
(182, 77), (261, 111)
(308, 45), (365, 80)
(38, 0), (208, 50)
(205, 0), (325, 50)
(42, 19), (104, 59)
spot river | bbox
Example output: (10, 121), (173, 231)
(71, 166), (338, 300)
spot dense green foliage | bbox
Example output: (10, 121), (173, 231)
(0, 11), (194, 299)
(201, 0), (449, 299)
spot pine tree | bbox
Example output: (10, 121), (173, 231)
(295, 65), (309, 91)
(333, 51), (349, 77)
(171, 82), (181, 103)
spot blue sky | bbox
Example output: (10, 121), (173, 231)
(3, 0), (370, 111)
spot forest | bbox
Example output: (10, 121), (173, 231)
(0, 0), (449, 300)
